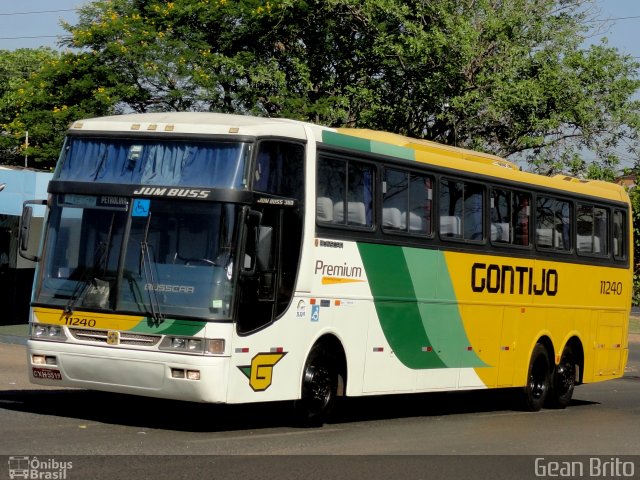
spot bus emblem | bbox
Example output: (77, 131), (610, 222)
(107, 331), (120, 345)
(238, 352), (287, 392)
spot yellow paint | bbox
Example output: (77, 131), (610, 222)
(249, 353), (286, 391)
(321, 277), (366, 285)
(33, 307), (144, 331)
(442, 251), (630, 387)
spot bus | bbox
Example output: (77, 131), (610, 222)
(21, 112), (632, 424)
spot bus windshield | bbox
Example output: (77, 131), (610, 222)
(55, 137), (251, 189)
(35, 195), (240, 320)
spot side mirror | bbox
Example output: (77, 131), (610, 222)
(19, 199), (47, 262)
(20, 207), (33, 253)
(246, 209), (262, 227)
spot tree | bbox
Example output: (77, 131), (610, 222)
(0, 48), (60, 166)
(1, 48), (122, 168)
(627, 185), (640, 305)
(2, 0), (639, 173)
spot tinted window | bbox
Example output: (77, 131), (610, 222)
(536, 197), (571, 251)
(490, 188), (531, 246)
(577, 204), (608, 255)
(383, 168), (432, 235)
(439, 179), (484, 241)
(254, 141), (304, 201)
(317, 157), (374, 228)
(613, 209), (627, 260)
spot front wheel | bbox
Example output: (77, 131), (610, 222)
(293, 344), (337, 426)
(522, 343), (551, 412)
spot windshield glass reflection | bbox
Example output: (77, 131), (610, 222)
(35, 195), (239, 320)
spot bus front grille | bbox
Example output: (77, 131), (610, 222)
(68, 328), (161, 346)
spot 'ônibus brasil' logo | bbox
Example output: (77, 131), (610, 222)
(238, 352), (287, 392)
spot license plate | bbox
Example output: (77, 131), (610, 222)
(32, 367), (62, 380)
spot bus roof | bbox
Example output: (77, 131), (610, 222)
(330, 128), (629, 204)
(70, 112), (313, 140)
(70, 112), (629, 204)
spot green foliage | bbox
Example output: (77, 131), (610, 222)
(0, 0), (638, 173)
(0, 47), (117, 168)
(628, 187), (640, 305)
(0, 0), (638, 298)
(0, 48), (60, 166)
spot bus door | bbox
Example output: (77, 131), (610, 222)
(236, 204), (302, 335)
(235, 140), (304, 335)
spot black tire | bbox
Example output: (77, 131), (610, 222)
(546, 345), (576, 409)
(522, 343), (551, 412)
(293, 344), (338, 426)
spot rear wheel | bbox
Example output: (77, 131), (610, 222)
(523, 343), (551, 411)
(294, 344), (338, 426)
(547, 345), (576, 409)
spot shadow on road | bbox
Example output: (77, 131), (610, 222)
(0, 386), (599, 433)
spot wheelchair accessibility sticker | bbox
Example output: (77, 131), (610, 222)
(311, 305), (320, 322)
(132, 199), (150, 217)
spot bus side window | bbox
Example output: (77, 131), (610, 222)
(409, 174), (432, 235)
(490, 188), (510, 243)
(490, 188), (531, 246)
(317, 157), (345, 224)
(439, 179), (484, 241)
(577, 204), (608, 256)
(382, 168), (407, 231)
(254, 141), (305, 201)
(536, 196), (571, 251)
(513, 192), (531, 246)
(317, 157), (374, 228)
(383, 168), (432, 235)
(613, 210), (626, 259)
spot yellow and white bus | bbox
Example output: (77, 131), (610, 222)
(21, 113), (632, 424)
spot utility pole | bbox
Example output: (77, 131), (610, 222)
(24, 131), (28, 168)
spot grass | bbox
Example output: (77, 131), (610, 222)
(630, 315), (640, 335)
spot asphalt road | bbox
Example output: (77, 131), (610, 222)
(0, 341), (638, 479)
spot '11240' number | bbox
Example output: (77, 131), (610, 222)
(600, 281), (623, 295)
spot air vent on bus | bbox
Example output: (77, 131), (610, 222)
(68, 328), (161, 346)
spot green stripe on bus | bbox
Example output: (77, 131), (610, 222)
(322, 131), (415, 161)
(370, 142), (415, 161)
(402, 248), (486, 368)
(322, 131), (371, 152)
(358, 243), (486, 369)
(132, 318), (204, 336)
(358, 243), (443, 369)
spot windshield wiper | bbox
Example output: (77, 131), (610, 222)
(140, 212), (164, 325)
(64, 214), (116, 314)
(64, 243), (107, 314)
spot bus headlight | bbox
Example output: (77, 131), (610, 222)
(204, 339), (225, 355)
(159, 336), (225, 355)
(30, 323), (67, 341)
(187, 339), (201, 351)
